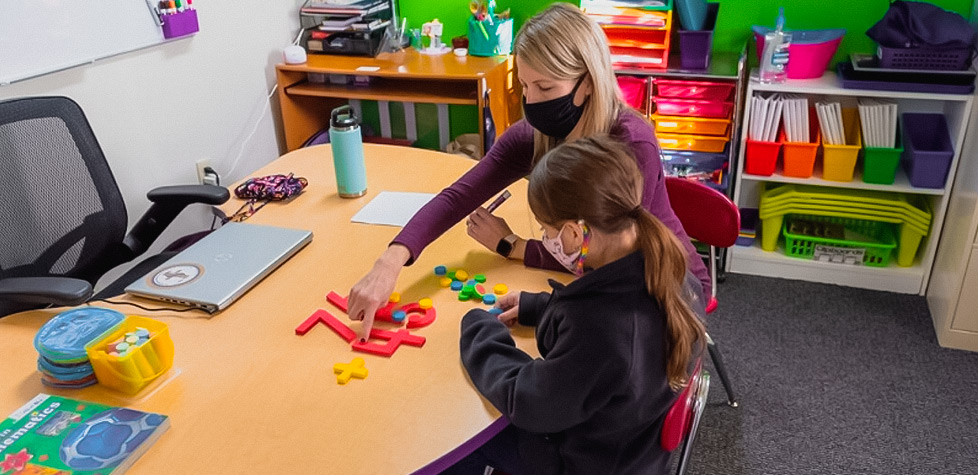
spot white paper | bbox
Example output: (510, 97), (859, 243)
(351, 191), (436, 227)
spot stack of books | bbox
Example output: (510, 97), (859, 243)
(300, 0), (392, 34)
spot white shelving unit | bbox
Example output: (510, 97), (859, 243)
(728, 71), (974, 295)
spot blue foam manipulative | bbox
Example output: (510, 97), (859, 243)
(392, 310), (407, 322)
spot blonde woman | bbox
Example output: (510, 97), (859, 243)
(346, 3), (709, 339)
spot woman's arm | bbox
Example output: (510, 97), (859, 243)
(391, 121), (535, 265)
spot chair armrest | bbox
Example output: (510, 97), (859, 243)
(0, 277), (93, 306)
(147, 184), (231, 206)
(121, 185), (231, 260)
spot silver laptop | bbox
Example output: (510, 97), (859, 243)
(125, 222), (313, 313)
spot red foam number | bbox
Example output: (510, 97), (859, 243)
(351, 328), (426, 357)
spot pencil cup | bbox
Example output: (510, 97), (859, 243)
(161, 10), (199, 40)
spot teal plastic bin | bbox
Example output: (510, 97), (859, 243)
(468, 18), (513, 56)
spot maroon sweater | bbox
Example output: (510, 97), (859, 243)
(392, 112), (711, 296)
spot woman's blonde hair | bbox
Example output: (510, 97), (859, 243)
(528, 135), (706, 391)
(515, 3), (625, 162)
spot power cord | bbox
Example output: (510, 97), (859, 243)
(87, 299), (209, 317)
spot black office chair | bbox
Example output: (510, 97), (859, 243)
(0, 96), (229, 318)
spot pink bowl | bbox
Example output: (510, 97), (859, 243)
(753, 28), (845, 79)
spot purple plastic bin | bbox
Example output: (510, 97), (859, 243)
(878, 45), (971, 71)
(678, 3), (719, 70)
(162, 10), (199, 39)
(901, 113), (954, 188)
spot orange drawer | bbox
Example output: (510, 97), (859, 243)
(656, 132), (730, 153)
(651, 114), (730, 136)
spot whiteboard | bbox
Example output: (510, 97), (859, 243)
(0, 0), (165, 85)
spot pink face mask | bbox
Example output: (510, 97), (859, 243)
(541, 223), (589, 275)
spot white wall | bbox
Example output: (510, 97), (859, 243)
(0, 1), (304, 287)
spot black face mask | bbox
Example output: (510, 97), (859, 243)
(522, 75), (588, 139)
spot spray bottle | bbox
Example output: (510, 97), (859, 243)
(759, 8), (791, 83)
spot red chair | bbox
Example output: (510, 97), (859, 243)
(661, 360), (710, 475)
(665, 177), (740, 407)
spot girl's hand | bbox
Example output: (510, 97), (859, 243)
(466, 207), (514, 254)
(494, 291), (520, 327)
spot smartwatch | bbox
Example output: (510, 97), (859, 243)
(496, 234), (519, 258)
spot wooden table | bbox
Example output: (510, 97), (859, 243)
(276, 49), (521, 154)
(0, 144), (568, 474)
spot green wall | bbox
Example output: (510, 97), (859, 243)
(710, 0), (974, 66)
(368, 0), (974, 149)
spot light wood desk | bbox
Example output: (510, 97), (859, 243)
(0, 144), (568, 474)
(276, 49), (521, 154)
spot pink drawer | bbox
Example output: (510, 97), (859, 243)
(654, 79), (735, 101)
(653, 97), (733, 118)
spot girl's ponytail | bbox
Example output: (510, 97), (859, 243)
(632, 208), (706, 391)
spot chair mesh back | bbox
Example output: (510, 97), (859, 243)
(0, 97), (127, 283)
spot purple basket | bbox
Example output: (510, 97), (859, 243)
(162, 10), (199, 39)
(678, 3), (719, 70)
(901, 113), (953, 188)
(877, 45), (971, 71)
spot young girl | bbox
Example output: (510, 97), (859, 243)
(345, 3), (709, 340)
(451, 135), (707, 475)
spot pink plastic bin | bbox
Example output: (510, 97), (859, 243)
(617, 76), (647, 111)
(653, 97), (733, 118)
(654, 79), (734, 101)
(753, 28), (844, 79)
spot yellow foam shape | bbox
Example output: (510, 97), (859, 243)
(333, 357), (368, 385)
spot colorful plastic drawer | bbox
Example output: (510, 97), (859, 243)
(656, 132), (729, 153)
(654, 79), (734, 101)
(612, 49), (669, 69)
(618, 76), (647, 111)
(653, 97), (733, 118)
(603, 26), (669, 49)
(651, 114), (730, 136)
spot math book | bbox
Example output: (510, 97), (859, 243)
(0, 394), (169, 474)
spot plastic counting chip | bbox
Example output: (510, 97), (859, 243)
(450, 281), (463, 291)
(474, 274), (487, 283)
(488, 307), (504, 316)
(392, 310), (407, 323)
(439, 277), (453, 287)
(434, 265), (447, 275)
(333, 357), (368, 384)
(455, 270), (469, 281)
(493, 284), (508, 295)
(483, 294), (496, 305)
(389, 292), (401, 303)
(419, 298), (433, 309)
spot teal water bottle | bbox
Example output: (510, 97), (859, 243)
(329, 105), (367, 198)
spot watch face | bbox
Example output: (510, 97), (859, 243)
(496, 236), (515, 257)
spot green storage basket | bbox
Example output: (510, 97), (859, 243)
(863, 127), (903, 185)
(782, 215), (897, 267)
(468, 18), (513, 56)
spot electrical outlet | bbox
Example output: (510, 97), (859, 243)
(196, 159), (212, 184)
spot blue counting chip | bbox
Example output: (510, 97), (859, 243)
(450, 281), (463, 291)
(467, 280), (477, 286)
(392, 310), (407, 322)
(488, 307), (504, 316)
(434, 265), (447, 275)
(483, 294), (496, 305)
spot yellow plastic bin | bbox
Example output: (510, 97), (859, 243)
(822, 108), (862, 182)
(656, 132), (730, 153)
(86, 315), (174, 394)
(651, 114), (731, 136)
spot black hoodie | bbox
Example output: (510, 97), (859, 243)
(460, 251), (696, 475)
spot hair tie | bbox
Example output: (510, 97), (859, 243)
(627, 206), (644, 219)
